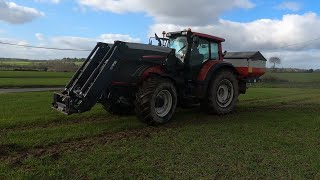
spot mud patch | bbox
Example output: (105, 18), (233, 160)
(0, 144), (26, 157)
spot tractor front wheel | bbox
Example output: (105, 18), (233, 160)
(135, 77), (177, 125)
(203, 70), (239, 114)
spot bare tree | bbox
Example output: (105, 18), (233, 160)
(269, 57), (281, 69)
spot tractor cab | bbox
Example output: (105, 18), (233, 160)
(166, 30), (225, 63)
(166, 30), (226, 80)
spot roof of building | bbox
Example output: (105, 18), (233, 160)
(224, 51), (267, 61)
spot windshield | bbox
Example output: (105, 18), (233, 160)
(169, 36), (187, 61)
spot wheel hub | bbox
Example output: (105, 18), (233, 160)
(216, 79), (234, 108)
(155, 90), (173, 117)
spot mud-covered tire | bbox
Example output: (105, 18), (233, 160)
(202, 70), (239, 114)
(135, 77), (177, 125)
(101, 100), (132, 115)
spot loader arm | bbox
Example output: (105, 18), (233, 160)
(52, 41), (126, 114)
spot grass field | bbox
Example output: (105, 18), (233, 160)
(0, 71), (73, 88)
(0, 88), (319, 179)
(0, 61), (37, 66)
(259, 72), (320, 88)
(268, 72), (320, 83)
(0, 60), (84, 67)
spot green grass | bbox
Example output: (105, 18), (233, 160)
(0, 71), (74, 78)
(0, 71), (73, 88)
(0, 60), (83, 67)
(0, 88), (320, 179)
(0, 61), (37, 66)
(267, 72), (320, 83)
(256, 72), (320, 88)
(74, 62), (84, 66)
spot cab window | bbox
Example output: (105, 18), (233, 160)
(198, 39), (210, 62)
(210, 42), (219, 59)
(169, 36), (187, 61)
(190, 38), (209, 65)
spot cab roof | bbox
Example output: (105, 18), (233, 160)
(167, 31), (225, 43)
(192, 32), (225, 43)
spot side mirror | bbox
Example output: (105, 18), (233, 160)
(223, 50), (227, 57)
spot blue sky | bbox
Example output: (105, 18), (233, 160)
(0, 0), (319, 68)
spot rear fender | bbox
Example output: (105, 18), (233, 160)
(197, 61), (239, 98)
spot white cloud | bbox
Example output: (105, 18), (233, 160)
(0, 33), (141, 60)
(77, 0), (255, 25)
(99, 34), (141, 44)
(51, 34), (141, 50)
(149, 13), (320, 52)
(0, 0), (44, 24)
(277, 1), (301, 11)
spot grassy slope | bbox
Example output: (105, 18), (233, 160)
(0, 88), (319, 179)
(0, 61), (36, 66)
(0, 71), (73, 88)
(267, 72), (320, 83)
(256, 72), (320, 88)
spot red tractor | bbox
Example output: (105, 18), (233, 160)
(53, 29), (266, 125)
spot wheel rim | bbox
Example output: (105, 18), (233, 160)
(155, 90), (173, 117)
(216, 79), (234, 108)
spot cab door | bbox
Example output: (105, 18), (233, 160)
(189, 38), (210, 80)
(189, 38), (221, 81)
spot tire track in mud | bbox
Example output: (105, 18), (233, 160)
(0, 123), (182, 166)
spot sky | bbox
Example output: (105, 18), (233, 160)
(0, 0), (319, 69)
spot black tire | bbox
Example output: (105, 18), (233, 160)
(202, 70), (239, 114)
(101, 99), (132, 115)
(135, 77), (177, 125)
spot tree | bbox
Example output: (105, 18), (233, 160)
(269, 57), (281, 69)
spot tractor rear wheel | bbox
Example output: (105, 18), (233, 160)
(101, 99), (132, 115)
(135, 77), (177, 125)
(203, 70), (239, 114)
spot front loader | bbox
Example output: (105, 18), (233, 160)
(53, 29), (266, 125)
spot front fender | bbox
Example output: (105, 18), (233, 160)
(132, 65), (174, 84)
